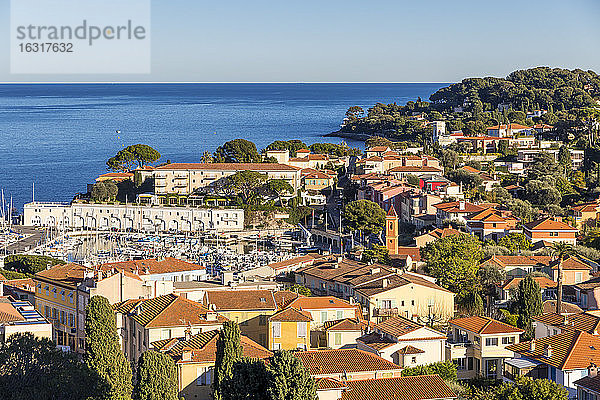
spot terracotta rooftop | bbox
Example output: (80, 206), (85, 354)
(425, 228), (464, 240)
(357, 332), (397, 351)
(543, 300), (582, 315)
(267, 254), (318, 271)
(571, 202), (600, 213)
(3, 278), (36, 292)
(523, 217), (577, 231)
(481, 255), (552, 268)
(388, 166), (443, 173)
(114, 294), (227, 328)
(204, 290), (277, 311)
(374, 315), (424, 337)
(287, 296), (356, 311)
(487, 123), (531, 130)
(433, 201), (486, 214)
(341, 375), (456, 400)
(268, 307), (312, 322)
(273, 290), (302, 309)
(0, 302), (25, 323)
(296, 349), (401, 375)
(35, 262), (90, 286)
(323, 318), (369, 332)
(367, 146), (392, 152)
(575, 276), (600, 290)
(354, 272), (452, 297)
(100, 257), (205, 275)
(154, 330), (271, 364)
(507, 330), (600, 370)
(449, 316), (523, 335)
(550, 256), (592, 271)
(315, 378), (347, 390)
(534, 311), (600, 335)
(154, 162), (299, 171)
(500, 276), (556, 291)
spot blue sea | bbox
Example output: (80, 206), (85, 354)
(0, 83), (447, 210)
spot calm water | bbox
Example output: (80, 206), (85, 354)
(0, 83), (446, 210)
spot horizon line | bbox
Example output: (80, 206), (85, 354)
(0, 81), (453, 84)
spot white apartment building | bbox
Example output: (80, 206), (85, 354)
(138, 162), (302, 196)
(23, 202), (244, 232)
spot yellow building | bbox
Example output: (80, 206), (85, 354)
(203, 290), (278, 347)
(34, 262), (152, 352)
(114, 293), (227, 362)
(301, 168), (336, 191)
(268, 307), (312, 351)
(153, 330), (272, 400)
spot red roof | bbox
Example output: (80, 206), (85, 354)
(523, 217), (577, 232)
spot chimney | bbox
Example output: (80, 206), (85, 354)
(544, 345), (552, 358)
(370, 267), (381, 275)
(182, 350), (192, 362)
(530, 340), (536, 352)
(337, 256), (344, 264)
(459, 201), (465, 211)
(184, 327), (192, 341)
(382, 279), (388, 288)
(589, 363), (598, 378)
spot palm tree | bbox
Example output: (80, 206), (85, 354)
(551, 242), (575, 315)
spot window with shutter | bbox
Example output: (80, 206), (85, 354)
(272, 322), (281, 338)
(297, 322), (307, 338)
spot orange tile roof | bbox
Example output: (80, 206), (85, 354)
(449, 316), (523, 335)
(481, 255), (552, 268)
(155, 330), (272, 364)
(154, 162), (299, 171)
(487, 123), (531, 130)
(374, 315), (423, 337)
(35, 262), (90, 287)
(273, 290), (302, 309)
(0, 302), (25, 323)
(341, 375), (456, 400)
(461, 166), (480, 174)
(315, 378), (347, 390)
(386, 205), (398, 217)
(550, 256), (592, 271)
(523, 217), (577, 231)
(571, 202), (600, 213)
(534, 311), (600, 335)
(433, 201), (486, 213)
(507, 330), (600, 370)
(323, 318), (369, 332)
(368, 146), (392, 152)
(269, 307), (312, 322)
(500, 276), (557, 290)
(467, 208), (515, 223)
(0, 273), (5, 281)
(114, 294), (227, 328)
(287, 296), (356, 311)
(388, 166), (443, 173)
(426, 228), (464, 240)
(100, 257), (205, 275)
(543, 300), (582, 315)
(357, 332), (397, 350)
(296, 349), (401, 375)
(3, 278), (36, 292)
(395, 247), (421, 262)
(204, 290), (277, 311)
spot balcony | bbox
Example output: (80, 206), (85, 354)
(373, 307), (399, 317)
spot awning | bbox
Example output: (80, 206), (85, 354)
(504, 358), (542, 369)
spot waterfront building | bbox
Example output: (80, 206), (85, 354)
(23, 202), (244, 232)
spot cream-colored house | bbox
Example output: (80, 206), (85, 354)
(446, 316), (523, 380)
(323, 318), (370, 349)
(357, 316), (446, 367)
(154, 330), (272, 400)
(353, 271), (455, 324)
(114, 293), (227, 362)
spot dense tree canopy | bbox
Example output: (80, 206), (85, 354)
(266, 351), (316, 400)
(3, 254), (64, 276)
(214, 322), (242, 400)
(107, 144), (160, 172)
(0, 333), (94, 400)
(471, 377), (567, 400)
(91, 180), (119, 203)
(343, 200), (386, 235)
(215, 139), (261, 163)
(423, 235), (483, 294)
(265, 140), (308, 157)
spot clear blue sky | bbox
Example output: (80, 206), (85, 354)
(1, 0), (599, 82)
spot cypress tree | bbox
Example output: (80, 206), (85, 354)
(85, 295), (133, 400)
(514, 276), (543, 340)
(133, 350), (178, 400)
(266, 350), (316, 400)
(222, 358), (269, 400)
(213, 321), (242, 400)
